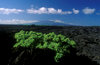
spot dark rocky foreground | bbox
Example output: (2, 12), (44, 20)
(0, 25), (100, 65)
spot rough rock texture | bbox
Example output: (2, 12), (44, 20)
(74, 35), (100, 64)
(62, 27), (100, 64)
(0, 25), (100, 65)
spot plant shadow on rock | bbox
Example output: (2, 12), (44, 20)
(8, 48), (57, 65)
(0, 32), (16, 65)
(8, 48), (99, 65)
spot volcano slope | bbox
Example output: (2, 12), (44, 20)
(0, 25), (100, 65)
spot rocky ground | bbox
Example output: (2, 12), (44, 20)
(0, 25), (100, 65)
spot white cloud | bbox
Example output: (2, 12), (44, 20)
(0, 8), (24, 14)
(82, 7), (95, 14)
(27, 7), (72, 14)
(0, 19), (39, 24)
(27, 7), (47, 14)
(66, 11), (73, 14)
(61, 11), (72, 14)
(48, 8), (57, 14)
(57, 9), (62, 13)
(72, 8), (79, 14)
(50, 20), (64, 23)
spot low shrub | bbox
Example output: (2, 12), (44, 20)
(13, 30), (76, 62)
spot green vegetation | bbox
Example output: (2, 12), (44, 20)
(13, 30), (76, 62)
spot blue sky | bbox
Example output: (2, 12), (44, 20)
(0, 0), (100, 26)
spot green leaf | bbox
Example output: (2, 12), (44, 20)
(13, 30), (76, 62)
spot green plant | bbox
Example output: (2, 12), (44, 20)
(13, 30), (76, 62)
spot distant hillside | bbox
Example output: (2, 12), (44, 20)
(0, 20), (75, 26)
(28, 20), (73, 26)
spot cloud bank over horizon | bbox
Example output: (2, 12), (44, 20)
(0, 8), (24, 14)
(0, 19), (39, 24)
(27, 7), (73, 14)
(0, 7), (97, 15)
(82, 7), (96, 14)
(0, 19), (73, 25)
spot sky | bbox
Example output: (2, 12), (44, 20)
(0, 0), (100, 26)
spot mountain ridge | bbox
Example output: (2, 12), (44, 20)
(28, 20), (74, 26)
